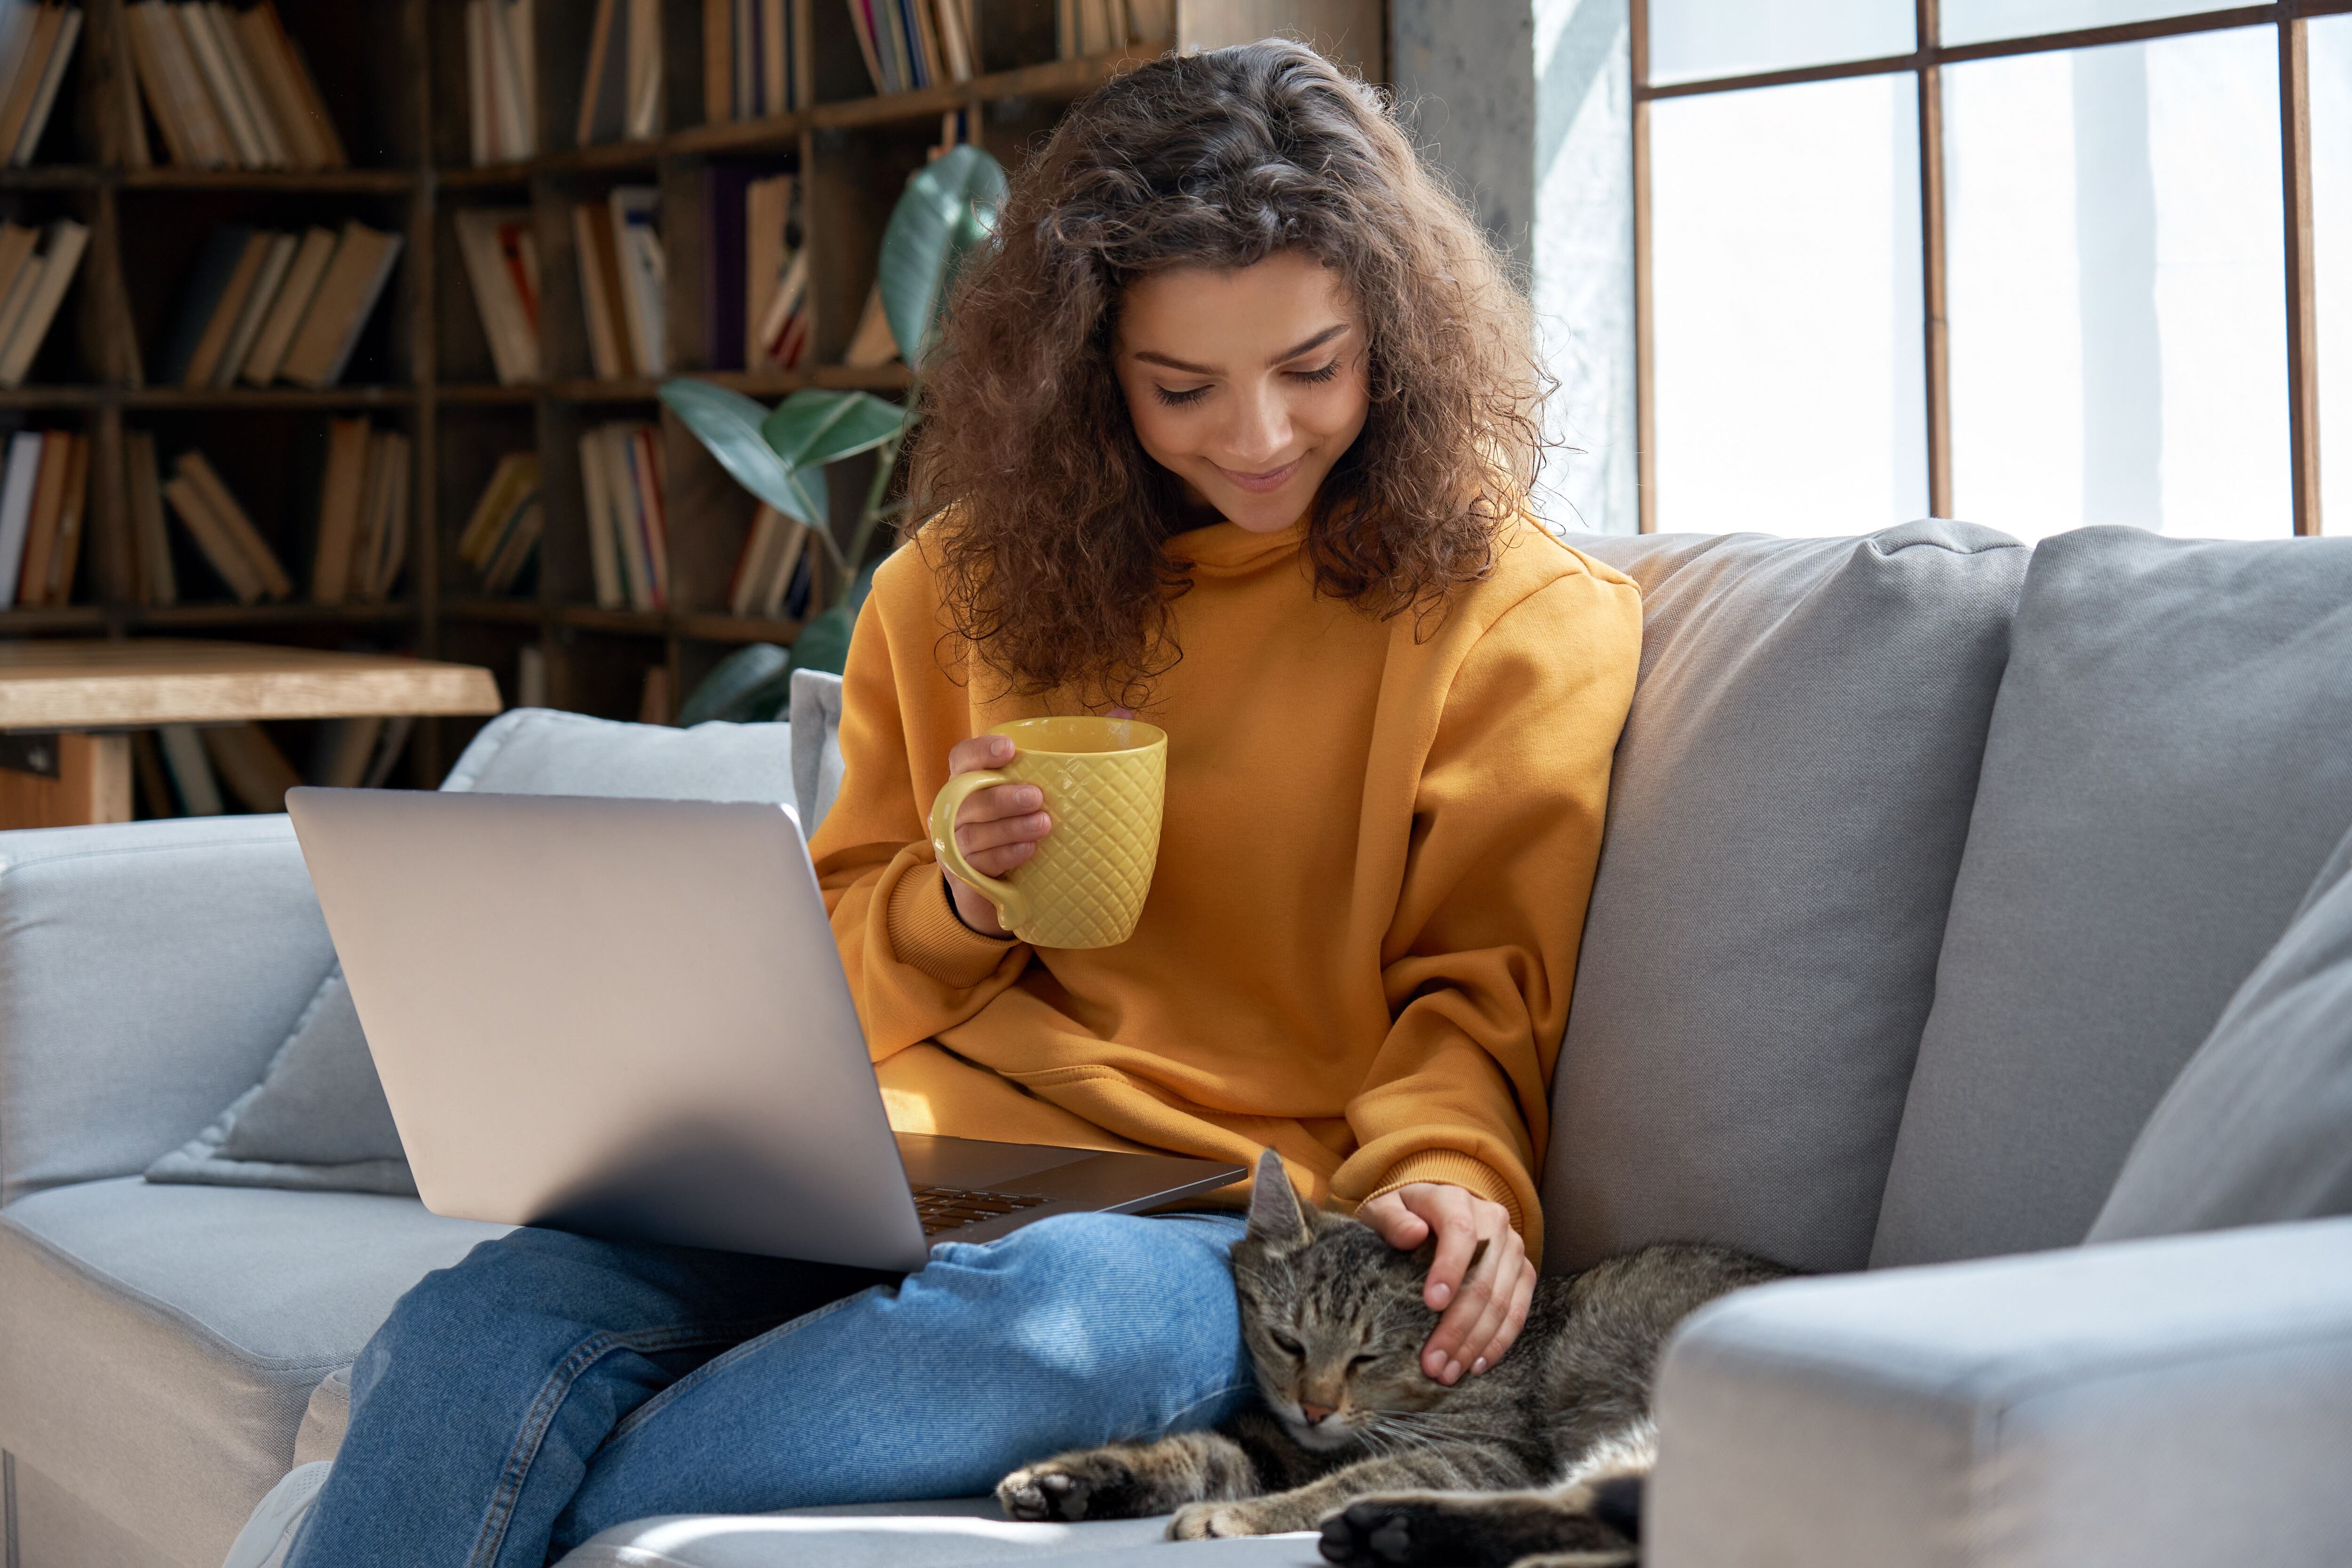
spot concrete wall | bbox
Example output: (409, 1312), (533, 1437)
(1390, 0), (1637, 534)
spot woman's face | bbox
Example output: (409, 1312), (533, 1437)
(1114, 252), (1371, 534)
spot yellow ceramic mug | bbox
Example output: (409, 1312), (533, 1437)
(927, 716), (1167, 949)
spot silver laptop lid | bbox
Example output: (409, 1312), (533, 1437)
(286, 788), (931, 1271)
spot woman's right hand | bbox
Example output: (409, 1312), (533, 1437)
(939, 733), (1051, 937)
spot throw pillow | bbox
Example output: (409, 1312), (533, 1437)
(145, 966), (415, 1195)
(2087, 821), (2352, 1241)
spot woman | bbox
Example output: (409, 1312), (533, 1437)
(260, 39), (1638, 1568)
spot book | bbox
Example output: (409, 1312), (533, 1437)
(345, 427), (389, 603)
(309, 715), (386, 789)
(144, 3), (234, 166)
(0, 222), (39, 354)
(728, 501), (812, 618)
(843, 278), (898, 368)
(201, 722), (301, 813)
(155, 225), (256, 387)
(238, 0), (345, 167)
(0, 217), (86, 387)
(625, 0), (661, 138)
(458, 451), (541, 594)
(157, 724), (224, 815)
(628, 423), (669, 609)
(179, 1), (271, 168)
(2, 5), (82, 166)
(609, 185), (666, 377)
(578, 427), (623, 608)
(277, 220), (402, 389)
(310, 417), (371, 604)
(175, 448), (294, 600)
(179, 228), (277, 387)
(572, 201), (632, 379)
(362, 429), (409, 600)
(574, 0), (630, 147)
(213, 231), (298, 388)
(38, 427), (87, 605)
(516, 645), (547, 708)
(124, 3), (200, 165)
(455, 207), (541, 383)
(467, 0), (537, 164)
(127, 430), (177, 606)
(638, 664), (671, 725)
(763, 0), (791, 111)
(0, 430), (44, 603)
(14, 429), (82, 607)
(131, 729), (174, 816)
(240, 223), (335, 385)
(753, 249), (807, 371)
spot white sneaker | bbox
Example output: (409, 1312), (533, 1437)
(218, 1462), (332, 1568)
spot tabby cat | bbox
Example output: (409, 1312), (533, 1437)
(997, 1149), (1791, 1568)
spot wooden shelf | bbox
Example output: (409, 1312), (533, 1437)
(0, 0), (1203, 764)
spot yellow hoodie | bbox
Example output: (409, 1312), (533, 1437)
(811, 513), (1640, 1260)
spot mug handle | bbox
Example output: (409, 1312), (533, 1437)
(927, 770), (1032, 932)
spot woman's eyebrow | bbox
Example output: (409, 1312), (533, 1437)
(1128, 323), (1351, 377)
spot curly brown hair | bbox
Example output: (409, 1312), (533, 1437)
(909, 39), (1545, 707)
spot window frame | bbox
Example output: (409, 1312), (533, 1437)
(1628, 0), (2348, 535)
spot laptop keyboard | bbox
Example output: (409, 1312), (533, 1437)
(912, 1186), (1049, 1235)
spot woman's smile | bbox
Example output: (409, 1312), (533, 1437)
(1215, 456), (1303, 494)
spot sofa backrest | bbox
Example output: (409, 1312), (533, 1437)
(1545, 521), (2028, 1274)
(1872, 527), (2352, 1265)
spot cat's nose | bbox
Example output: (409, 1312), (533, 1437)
(1299, 1402), (1334, 1425)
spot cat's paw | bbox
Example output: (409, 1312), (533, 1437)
(1168, 1500), (1279, 1539)
(997, 1452), (1142, 1522)
(1318, 1494), (1634, 1568)
(1319, 1496), (1441, 1566)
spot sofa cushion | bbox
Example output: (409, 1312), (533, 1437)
(0, 1178), (505, 1568)
(144, 966), (416, 1197)
(2089, 822), (2352, 1242)
(443, 707), (797, 808)
(0, 815), (336, 1208)
(1550, 522), (2027, 1274)
(556, 1497), (1323, 1567)
(1873, 528), (2352, 1266)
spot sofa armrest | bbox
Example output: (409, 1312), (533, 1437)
(0, 815), (336, 1206)
(1649, 1218), (2352, 1568)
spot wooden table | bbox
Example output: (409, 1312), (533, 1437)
(0, 640), (503, 829)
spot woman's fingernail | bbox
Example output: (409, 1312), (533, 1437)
(1430, 1283), (1451, 1306)
(1444, 1360), (1462, 1384)
(1472, 1357), (1487, 1376)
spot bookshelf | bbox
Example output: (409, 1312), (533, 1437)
(0, 0), (1180, 787)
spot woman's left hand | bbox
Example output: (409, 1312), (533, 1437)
(1357, 1182), (1533, 1386)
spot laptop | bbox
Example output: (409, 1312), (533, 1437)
(284, 787), (1245, 1272)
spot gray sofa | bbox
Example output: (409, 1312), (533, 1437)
(3, 521), (2349, 1568)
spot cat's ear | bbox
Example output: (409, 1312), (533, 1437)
(1245, 1148), (1309, 1248)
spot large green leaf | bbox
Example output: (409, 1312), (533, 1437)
(679, 642), (792, 725)
(657, 380), (820, 527)
(761, 389), (906, 469)
(879, 143), (1007, 371)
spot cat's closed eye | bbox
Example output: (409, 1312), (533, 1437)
(1345, 1353), (1377, 1371)
(1269, 1331), (1304, 1358)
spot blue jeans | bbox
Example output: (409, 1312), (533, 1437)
(284, 1210), (1254, 1568)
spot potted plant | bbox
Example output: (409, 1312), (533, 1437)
(661, 142), (1007, 723)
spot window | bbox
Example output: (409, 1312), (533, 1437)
(1632, 0), (2342, 539)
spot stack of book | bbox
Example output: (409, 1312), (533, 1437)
(463, 0), (537, 165)
(0, 3), (83, 166)
(848, 0), (978, 96)
(576, 0), (661, 147)
(572, 187), (666, 379)
(458, 452), (542, 596)
(136, 714), (412, 817)
(701, 166), (804, 373)
(0, 428), (87, 607)
(705, 0), (801, 120)
(310, 418), (409, 605)
(578, 422), (668, 612)
(156, 221), (404, 390)
(124, 0), (347, 170)
(144, 443), (294, 605)
(455, 207), (541, 384)
(726, 502), (821, 621)
(0, 218), (88, 387)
